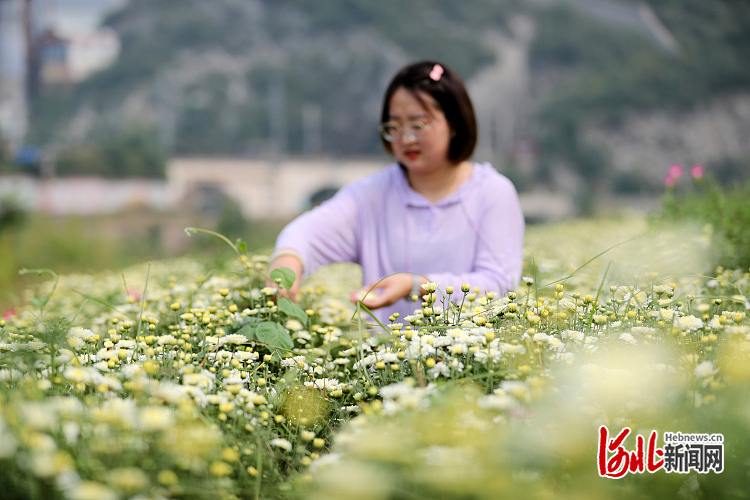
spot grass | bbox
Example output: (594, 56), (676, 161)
(1, 212), (748, 499)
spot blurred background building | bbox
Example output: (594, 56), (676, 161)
(0, 0), (747, 295)
(1, 0), (122, 152)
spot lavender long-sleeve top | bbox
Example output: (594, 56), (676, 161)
(275, 162), (525, 322)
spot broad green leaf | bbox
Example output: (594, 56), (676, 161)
(270, 267), (296, 291)
(255, 321), (294, 351)
(278, 297), (308, 323)
(235, 323), (257, 339)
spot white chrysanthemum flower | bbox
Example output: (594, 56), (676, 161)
(726, 325), (750, 337)
(410, 343), (436, 358)
(306, 378), (343, 391)
(446, 328), (466, 339)
(478, 393), (519, 411)
(66, 480), (118, 500)
(62, 421), (80, 444)
(653, 284), (673, 295)
(205, 394), (229, 406)
(308, 452), (342, 472)
(500, 343), (525, 355)
(182, 371), (215, 389)
(619, 333), (637, 345)
(498, 380), (531, 402)
(234, 350), (259, 363)
(562, 330), (585, 342)
(708, 316), (724, 329)
(29, 449), (71, 477)
(341, 405), (361, 415)
(223, 375), (245, 386)
(18, 402), (57, 430)
(63, 366), (100, 384)
(286, 319), (304, 331)
(25, 341), (45, 351)
(428, 361), (451, 379)
(215, 351), (233, 362)
(293, 331), (313, 345)
(270, 438), (292, 451)
(659, 309), (675, 322)
(378, 381), (427, 401)
(219, 334), (248, 346)
(106, 467), (150, 493)
(632, 290), (648, 304)
(433, 336), (453, 348)
(613, 286), (631, 302)
(93, 361), (110, 372)
(67, 337), (86, 351)
(203, 336), (219, 346)
(676, 315), (704, 331)
(119, 363), (144, 379)
(99, 375), (122, 392)
(473, 350), (489, 363)
(139, 406), (175, 431)
(631, 326), (657, 336)
(281, 355), (308, 369)
(68, 327), (96, 340)
(0, 368), (22, 382)
(156, 335), (177, 346)
(547, 336), (565, 350)
(452, 343), (468, 355)
(339, 347), (358, 357)
(153, 380), (193, 403)
(115, 339), (137, 349)
(694, 360), (717, 378)
(49, 396), (84, 418)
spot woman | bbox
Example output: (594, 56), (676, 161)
(269, 60), (525, 323)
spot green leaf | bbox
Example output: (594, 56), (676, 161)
(255, 321), (294, 351)
(278, 297), (308, 323)
(234, 321), (293, 361)
(236, 240), (247, 255)
(235, 323), (257, 339)
(256, 321), (294, 362)
(30, 297), (49, 309)
(270, 267), (296, 290)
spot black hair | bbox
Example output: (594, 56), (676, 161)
(380, 60), (477, 164)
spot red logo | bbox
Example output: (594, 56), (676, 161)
(597, 426), (664, 478)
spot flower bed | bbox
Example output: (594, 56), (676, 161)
(1, 216), (749, 500)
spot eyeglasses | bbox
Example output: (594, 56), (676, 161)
(379, 120), (433, 142)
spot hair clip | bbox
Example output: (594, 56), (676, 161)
(429, 64), (444, 82)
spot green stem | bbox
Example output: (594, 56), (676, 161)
(185, 227), (243, 257)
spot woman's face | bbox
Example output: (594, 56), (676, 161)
(385, 87), (454, 175)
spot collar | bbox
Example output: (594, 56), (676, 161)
(392, 162), (480, 208)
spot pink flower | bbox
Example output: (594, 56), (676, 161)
(2, 309), (16, 320)
(127, 286), (142, 302)
(690, 164), (705, 179)
(664, 174), (677, 187)
(668, 163), (684, 179)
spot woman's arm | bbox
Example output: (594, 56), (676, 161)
(269, 187), (360, 298)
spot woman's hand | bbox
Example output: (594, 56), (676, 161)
(267, 252), (303, 301)
(351, 273), (424, 310)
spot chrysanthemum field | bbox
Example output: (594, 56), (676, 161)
(2, 215), (749, 500)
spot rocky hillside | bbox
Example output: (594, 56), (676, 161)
(27, 0), (750, 192)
